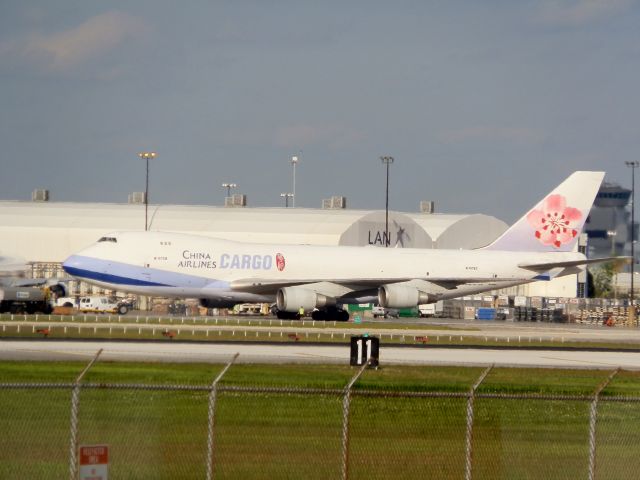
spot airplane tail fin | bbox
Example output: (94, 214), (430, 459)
(482, 171), (605, 252)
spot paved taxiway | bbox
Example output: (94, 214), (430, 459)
(1, 340), (639, 369)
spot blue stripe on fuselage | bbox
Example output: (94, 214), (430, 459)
(63, 265), (169, 286)
(62, 255), (221, 288)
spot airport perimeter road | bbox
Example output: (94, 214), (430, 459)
(1, 340), (640, 369)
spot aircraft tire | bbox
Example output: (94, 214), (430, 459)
(276, 310), (299, 320)
(311, 310), (327, 321)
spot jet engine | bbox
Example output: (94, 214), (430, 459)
(276, 287), (336, 312)
(48, 283), (67, 298)
(378, 284), (435, 309)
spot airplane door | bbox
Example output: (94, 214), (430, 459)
(142, 255), (152, 283)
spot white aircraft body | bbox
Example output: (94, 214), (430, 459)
(63, 171), (622, 320)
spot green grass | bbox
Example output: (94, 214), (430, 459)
(594, 401), (640, 478)
(0, 388), (72, 478)
(473, 399), (591, 479)
(78, 388), (211, 479)
(220, 363), (355, 389)
(478, 367), (612, 395)
(2, 362), (640, 478)
(600, 369), (640, 396)
(350, 395), (468, 479)
(356, 364), (485, 392)
(84, 361), (225, 385)
(214, 392), (343, 479)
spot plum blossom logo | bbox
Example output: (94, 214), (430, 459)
(527, 194), (582, 248)
(276, 253), (285, 271)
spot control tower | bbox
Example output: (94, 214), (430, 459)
(585, 183), (633, 259)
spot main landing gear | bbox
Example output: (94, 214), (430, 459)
(311, 307), (349, 322)
(276, 310), (302, 320)
(274, 307), (350, 322)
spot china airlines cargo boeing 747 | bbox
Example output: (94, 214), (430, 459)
(63, 171), (625, 320)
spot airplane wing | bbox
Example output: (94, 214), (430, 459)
(518, 256), (630, 272)
(0, 255), (28, 276)
(230, 277), (503, 301)
(0, 255), (73, 287)
(428, 280), (535, 300)
(229, 278), (405, 294)
(7, 277), (75, 288)
(0, 254), (73, 289)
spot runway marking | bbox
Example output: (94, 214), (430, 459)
(539, 354), (637, 369)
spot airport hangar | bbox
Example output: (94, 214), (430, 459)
(0, 199), (581, 306)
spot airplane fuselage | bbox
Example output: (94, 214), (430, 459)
(63, 231), (584, 303)
(62, 171), (613, 318)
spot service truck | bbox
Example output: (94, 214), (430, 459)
(371, 305), (399, 318)
(0, 287), (53, 314)
(56, 296), (129, 315)
(418, 301), (444, 318)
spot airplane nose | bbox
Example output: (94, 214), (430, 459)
(62, 255), (84, 277)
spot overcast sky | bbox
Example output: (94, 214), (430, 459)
(1, 1), (638, 223)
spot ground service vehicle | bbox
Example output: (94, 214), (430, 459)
(0, 287), (53, 314)
(372, 305), (400, 318)
(419, 301), (444, 317)
(57, 296), (128, 315)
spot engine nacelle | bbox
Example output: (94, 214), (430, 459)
(200, 298), (238, 309)
(48, 283), (67, 298)
(276, 287), (335, 312)
(378, 284), (434, 309)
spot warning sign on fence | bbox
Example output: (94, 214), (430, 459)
(79, 444), (109, 480)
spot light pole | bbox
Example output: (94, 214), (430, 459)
(221, 182), (237, 199)
(380, 156), (394, 247)
(138, 152), (156, 231)
(626, 161), (639, 306)
(291, 155), (299, 208)
(280, 192), (293, 208)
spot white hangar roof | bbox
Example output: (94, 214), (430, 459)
(0, 201), (508, 263)
(407, 213), (509, 249)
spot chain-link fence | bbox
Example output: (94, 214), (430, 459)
(2, 359), (640, 479)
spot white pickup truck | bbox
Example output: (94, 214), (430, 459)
(56, 296), (129, 315)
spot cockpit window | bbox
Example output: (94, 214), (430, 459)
(98, 237), (118, 243)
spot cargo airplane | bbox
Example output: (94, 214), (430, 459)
(63, 171), (623, 320)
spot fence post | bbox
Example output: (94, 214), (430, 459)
(588, 368), (619, 480)
(464, 365), (493, 480)
(206, 353), (239, 480)
(69, 349), (103, 480)
(341, 359), (370, 480)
